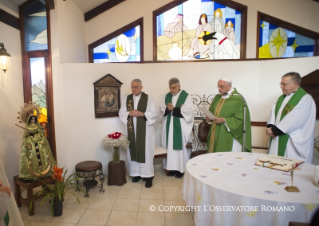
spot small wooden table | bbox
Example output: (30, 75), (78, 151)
(108, 161), (127, 186)
(13, 175), (55, 216)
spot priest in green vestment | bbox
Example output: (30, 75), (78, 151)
(266, 72), (316, 163)
(119, 79), (158, 188)
(161, 78), (194, 178)
(206, 77), (252, 153)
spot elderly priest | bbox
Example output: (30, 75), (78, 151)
(266, 72), (316, 163)
(119, 79), (158, 188)
(206, 77), (252, 153)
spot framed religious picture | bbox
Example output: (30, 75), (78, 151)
(93, 74), (122, 118)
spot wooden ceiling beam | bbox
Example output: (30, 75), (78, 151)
(45, 0), (55, 10)
(0, 8), (20, 30)
(84, 0), (125, 22)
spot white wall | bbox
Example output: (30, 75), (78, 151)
(0, 21), (24, 189)
(53, 57), (319, 174)
(0, 0), (18, 17)
(84, 0), (319, 61)
(56, 0), (87, 63)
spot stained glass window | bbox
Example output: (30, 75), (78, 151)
(92, 25), (141, 63)
(259, 20), (316, 58)
(155, 0), (245, 61)
(30, 57), (48, 128)
(23, 0), (48, 51)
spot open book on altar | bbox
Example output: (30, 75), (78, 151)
(255, 155), (304, 172)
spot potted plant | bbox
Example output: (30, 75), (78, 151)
(30, 166), (84, 216)
(103, 132), (130, 163)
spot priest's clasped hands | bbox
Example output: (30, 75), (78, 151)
(266, 127), (276, 138)
(205, 116), (225, 124)
(129, 109), (144, 117)
(166, 103), (174, 111)
(166, 103), (183, 111)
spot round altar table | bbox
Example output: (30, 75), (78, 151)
(182, 152), (319, 226)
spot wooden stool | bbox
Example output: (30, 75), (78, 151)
(13, 175), (55, 216)
(75, 161), (104, 197)
(108, 161), (127, 186)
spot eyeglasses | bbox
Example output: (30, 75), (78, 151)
(279, 82), (294, 87)
(217, 86), (225, 89)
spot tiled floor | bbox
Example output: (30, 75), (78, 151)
(19, 167), (194, 226)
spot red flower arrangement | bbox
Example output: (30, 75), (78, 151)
(108, 132), (122, 139)
(52, 166), (63, 182)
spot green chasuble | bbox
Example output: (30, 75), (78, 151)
(270, 87), (307, 157)
(207, 89), (252, 153)
(126, 92), (148, 163)
(165, 90), (189, 150)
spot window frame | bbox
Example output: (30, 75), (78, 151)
(152, 0), (247, 61)
(256, 12), (319, 58)
(19, 0), (57, 161)
(88, 17), (144, 63)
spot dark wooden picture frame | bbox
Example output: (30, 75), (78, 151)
(93, 74), (123, 118)
(88, 17), (144, 63)
(152, 0), (247, 61)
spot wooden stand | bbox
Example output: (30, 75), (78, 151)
(107, 161), (127, 186)
(285, 186), (300, 192)
(13, 175), (55, 216)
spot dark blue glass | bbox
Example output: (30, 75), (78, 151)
(24, 0), (48, 51)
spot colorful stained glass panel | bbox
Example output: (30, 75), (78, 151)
(24, 0), (48, 51)
(30, 58), (47, 124)
(259, 20), (315, 58)
(93, 25), (141, 63)
(156, 0), (242, 61)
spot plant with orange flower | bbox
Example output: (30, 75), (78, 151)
(30, 166), (84, 216)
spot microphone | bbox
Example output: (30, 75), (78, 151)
(222, 92), (228, 96)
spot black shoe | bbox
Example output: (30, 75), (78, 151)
(145, 177), (154, 188)
(175, 172), (184, 178)
(169, 171), (178, 177)
(145, 180), (153, 188)
(132, 176), (141, 183)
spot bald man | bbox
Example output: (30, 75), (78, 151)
(206, 77), (252, 153)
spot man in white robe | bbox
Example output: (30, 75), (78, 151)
(119, 79), (158, 188)
(161, 78), (194, 178)
(266, 72), (316, 163)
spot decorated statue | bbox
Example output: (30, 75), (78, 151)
(16, 102), (56, 180)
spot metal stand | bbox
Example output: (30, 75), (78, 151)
(75, 166), (105, 198)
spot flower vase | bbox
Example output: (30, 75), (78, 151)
(113, 147), (120, 163)
(50, 199), (63, 217)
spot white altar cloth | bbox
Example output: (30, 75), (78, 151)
(182, 152), (319, 226)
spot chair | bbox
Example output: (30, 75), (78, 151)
(188, 120), (211, 158)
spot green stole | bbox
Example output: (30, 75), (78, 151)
(4, 212), (9, 226)
(126, 92), (148, 163)
(165, 90), (189, 150)
(272, 87), (307, 156)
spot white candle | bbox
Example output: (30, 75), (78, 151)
(314, 165), (319, 186)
